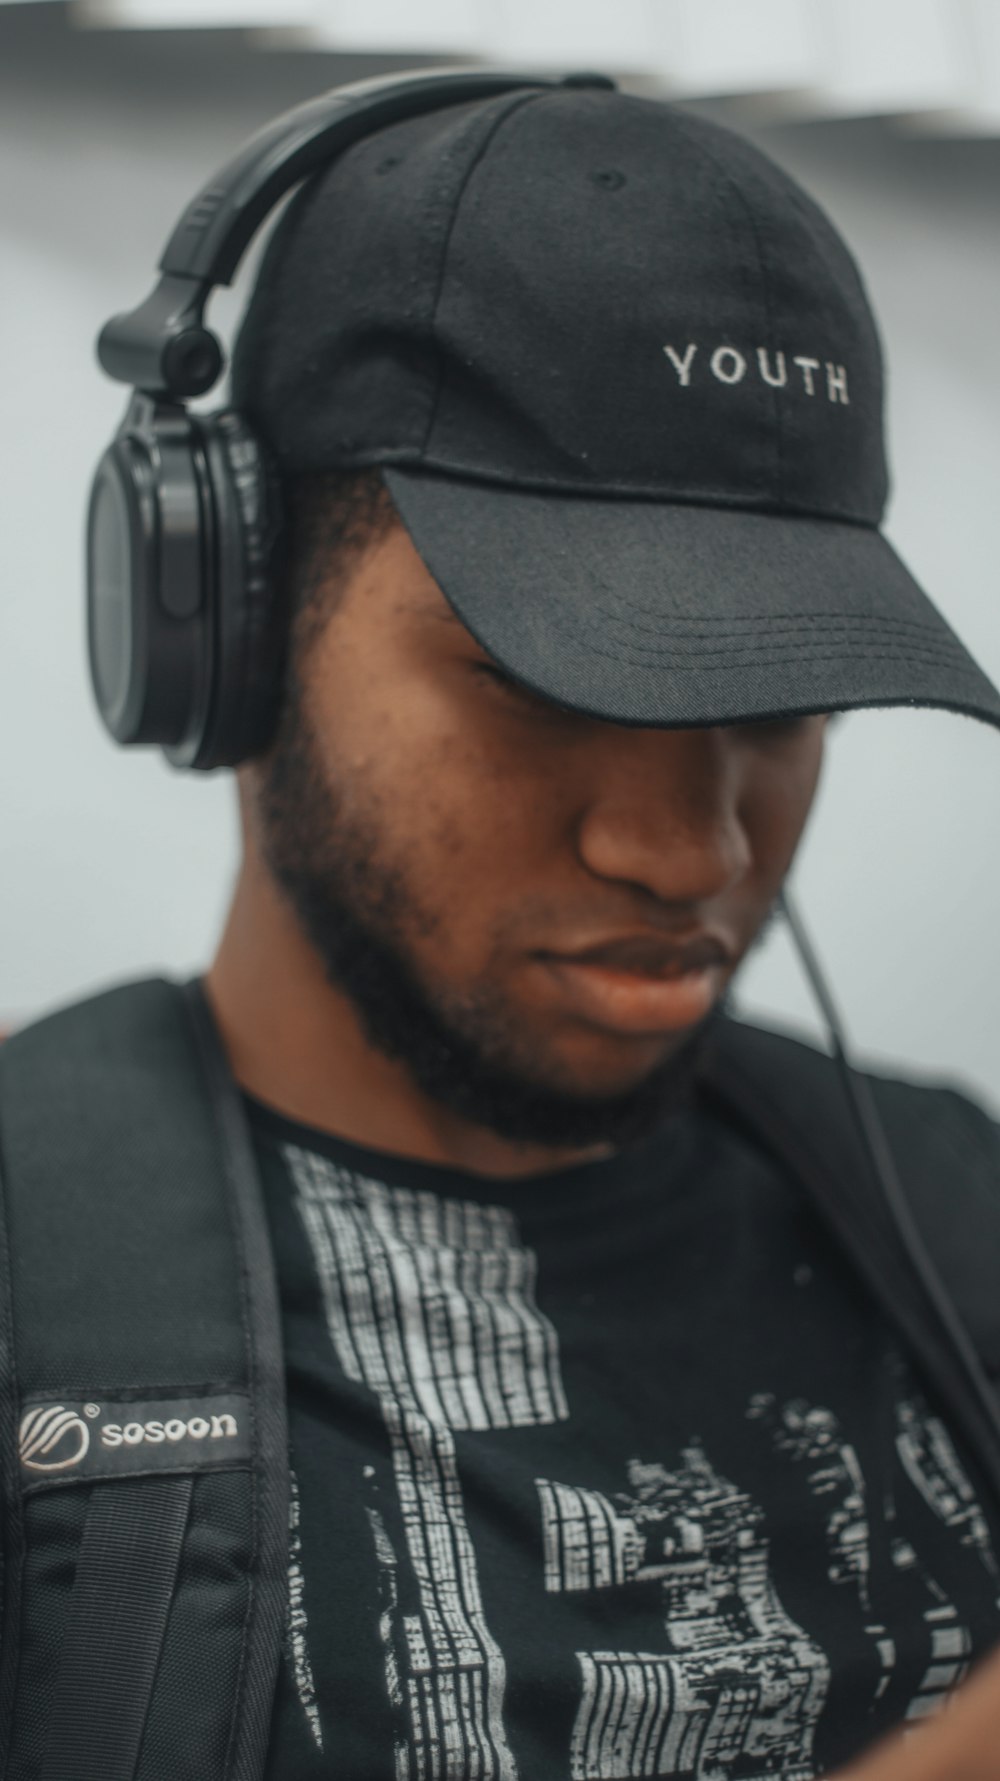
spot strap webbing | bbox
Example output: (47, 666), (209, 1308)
(182, 980), (290, 1781)
(40, 1478), (193, 1781)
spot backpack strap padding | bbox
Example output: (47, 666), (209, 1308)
(0, 979), (245, 1395)
(0, 977), (289, 1781)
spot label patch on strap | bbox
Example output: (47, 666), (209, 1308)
(19, 1394), (252, 1483)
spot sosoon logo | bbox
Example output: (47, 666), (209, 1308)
(101, 1411), (238, 1448)
(19, 1404), (91, 1474)
(18, 1393), (251, 1481)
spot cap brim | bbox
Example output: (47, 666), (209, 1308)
(384, 469), (1000, 732)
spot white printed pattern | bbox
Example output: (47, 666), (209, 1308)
(286, 1469), (323, 1751)
(894, 1394), (997, 1722)
(284, 1142), (999, 1777)
(748, 1396), (875, 1607)
(286, 1145), (568, 1781)
(364, 1496), (410, 1779)
(537, 1447), (829, 1780)
(747, 1393), (895, 1706)
(750, 1390), (999, 1727)
(895, 1396), (998, 1578)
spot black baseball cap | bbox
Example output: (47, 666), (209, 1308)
(232, 83), (1000, 732)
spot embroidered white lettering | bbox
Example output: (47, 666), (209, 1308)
(826, 362), (849, 404)
(794, 356), (820, 395)
(659, 342), (850, 402)
(99, 1412), (240, 1450)
(757, 348), (787, 388)
(663, 344), (698, 386)
(711, 346), (747, 385)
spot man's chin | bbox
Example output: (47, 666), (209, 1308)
(394, 991), (730, 1155)
(535, 1015), (712, 1092)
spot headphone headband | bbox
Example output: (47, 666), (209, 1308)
(86, 64), (616, 769)
(97, 67), (614, 401)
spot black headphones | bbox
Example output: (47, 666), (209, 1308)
(86, 66), (615, 772)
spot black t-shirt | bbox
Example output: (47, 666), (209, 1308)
(248, 1091), (1000, 1781)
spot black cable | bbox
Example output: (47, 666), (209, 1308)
(778, 885), (1000, 1449)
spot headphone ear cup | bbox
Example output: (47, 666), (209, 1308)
(87, 398), (215, 756)
(170, 409), (285, 771)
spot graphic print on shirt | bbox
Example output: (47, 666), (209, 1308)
(536, 1445), (830, 1779)
(747, 1396), (872, 1608)
(894, 1389), (998, 1722)
(887, 1525), (971, 1726)
(285, 1144), (569, 1781)
(747, 1391), (899, 1708)
(749, 1386), (999, 1726)
(286, 1468), (323, 1750)
(895, 1392), (998, 1582)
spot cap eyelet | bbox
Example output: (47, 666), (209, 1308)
(590, 169), (626, 191)
(376, 155), (402, 175)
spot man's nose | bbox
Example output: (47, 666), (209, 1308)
(574, 726), (752, 906)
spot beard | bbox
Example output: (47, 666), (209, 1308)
(254, 688), (746, 1158)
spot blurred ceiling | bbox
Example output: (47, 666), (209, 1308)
(2, 0), (999, 133)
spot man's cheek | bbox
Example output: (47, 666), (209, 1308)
(740, 777), (819, 868)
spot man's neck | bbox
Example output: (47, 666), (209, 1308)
(205, 857), (614, 1181)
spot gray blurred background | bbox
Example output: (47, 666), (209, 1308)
(2, 0), (999, 1111)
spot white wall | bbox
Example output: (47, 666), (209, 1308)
(2, 9), (999, 1113)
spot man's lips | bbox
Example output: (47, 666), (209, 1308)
(549, 932), (734, 976)
(536, 931), (735, 1034)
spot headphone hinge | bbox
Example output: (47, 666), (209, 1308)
(97, 273), (223, 400)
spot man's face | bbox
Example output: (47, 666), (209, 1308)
(249, 519), (828, 1153)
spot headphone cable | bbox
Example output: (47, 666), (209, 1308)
(778, 885), (1000, 1451)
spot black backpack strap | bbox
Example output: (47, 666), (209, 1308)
(41, 1477), (193, 1781)
(0, 976), (288, 1781)
(184, 977), (291, 1778)
(699, 1016), (1000, 1502)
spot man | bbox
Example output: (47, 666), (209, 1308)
(5, 77), (1000, 1780)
